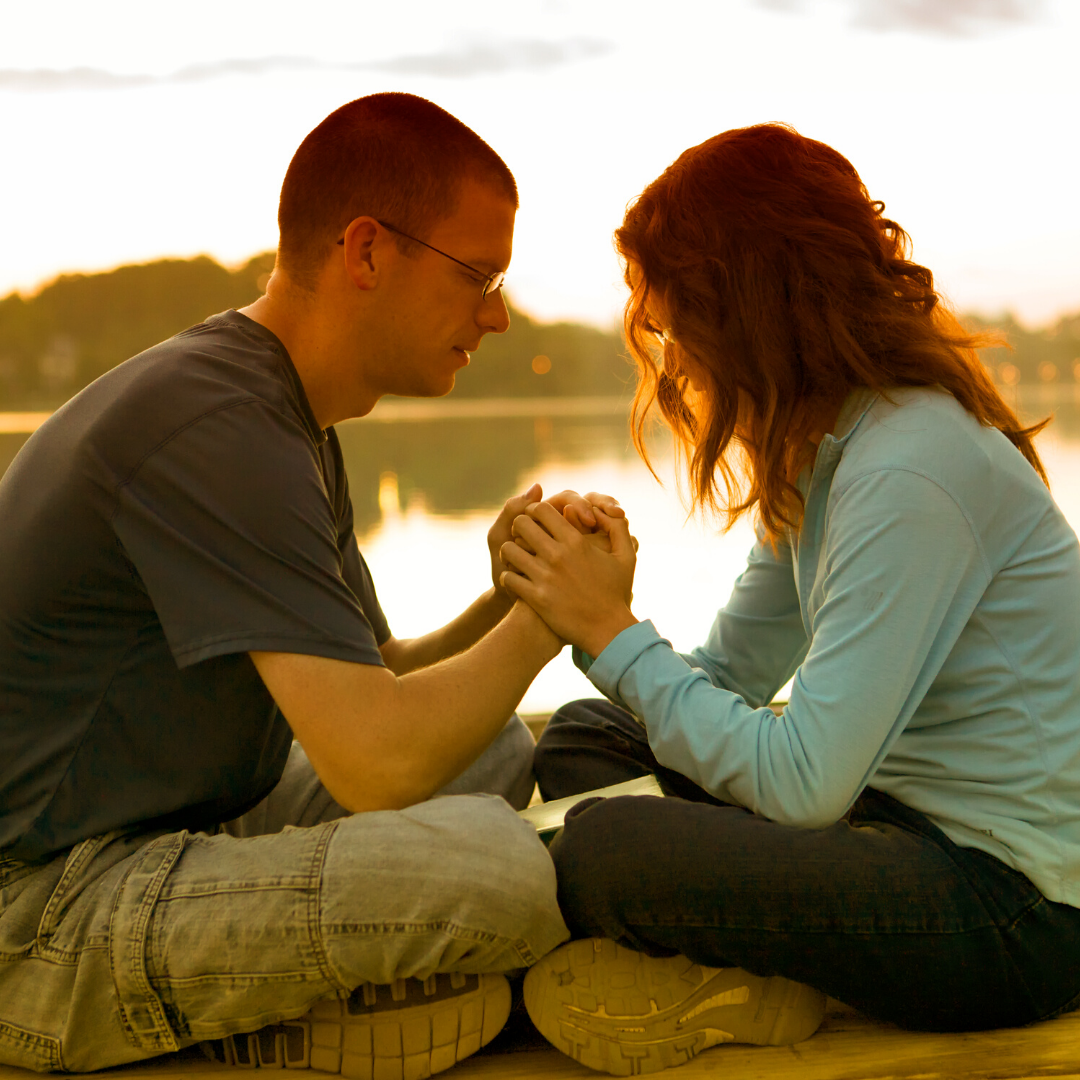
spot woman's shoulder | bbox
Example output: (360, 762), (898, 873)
(832, 386), (1051, 526)
(843, 386), (1027, 482)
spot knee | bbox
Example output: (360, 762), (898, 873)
(541, 698), (608, 734)
(498, 715), (539, 810)
(534, 698), (607, 763)
(454, 797), (555, 900)
(548, 796), (647, 939)
(428, 797), (569, 958)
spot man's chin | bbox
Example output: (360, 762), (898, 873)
(408, 374), (457, 400)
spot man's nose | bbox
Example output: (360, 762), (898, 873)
(478, 289), (510, 336)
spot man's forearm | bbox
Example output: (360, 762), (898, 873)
(384, 586), (514, 674)
(257, 600), (562, 814)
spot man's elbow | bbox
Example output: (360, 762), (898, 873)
(310, 757), (436, 815)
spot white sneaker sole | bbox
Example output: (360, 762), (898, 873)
(202, 972), (510, 1079)
(524, 939), (825, 1076)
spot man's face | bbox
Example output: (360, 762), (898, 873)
(370, 179), (515, 400)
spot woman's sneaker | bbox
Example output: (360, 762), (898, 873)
(201, 971), (510, 1078)
(523, 939), (825, 1076)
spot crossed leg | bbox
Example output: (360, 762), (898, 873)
(0, 720), (565, 1072)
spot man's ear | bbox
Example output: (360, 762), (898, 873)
(341, 217), (381, 291)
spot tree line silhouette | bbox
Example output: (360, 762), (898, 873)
(0, 252), (1076, 411)
(0, 253), (631, 410)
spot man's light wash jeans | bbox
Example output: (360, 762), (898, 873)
(0, 716), (568, 1072)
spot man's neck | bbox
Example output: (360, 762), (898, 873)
(240, 289), (378, 429)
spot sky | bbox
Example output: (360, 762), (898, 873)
(1, 0), (1077, 329)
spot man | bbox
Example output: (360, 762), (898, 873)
(0, 93), (597, 1076)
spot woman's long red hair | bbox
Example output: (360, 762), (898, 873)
(616, 123), (1047, 538)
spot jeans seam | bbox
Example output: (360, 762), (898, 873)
(0, 1019), (63, 1071)
(510, 936), (540, 966)
(322, 919), (534, 965)
(35, 834), (104, 946)
(625, 919), (999, 937)
(154, 971), (331, 989)
(324, 921), (499, 944)
(108, 831), (188, 1053)
(1035, 984), (1080, 1024)
(935, 841), (1047, 1017)
(306, 820), (344, 993)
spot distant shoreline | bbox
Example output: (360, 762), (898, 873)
(357, 395), (630, 423)
(3, 383), (1073, 435)
(0, 412), (52, 434)
(0, 396), (633, 434)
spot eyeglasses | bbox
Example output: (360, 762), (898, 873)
(644, 322), (673, 349)
(337, 221), (506, 300)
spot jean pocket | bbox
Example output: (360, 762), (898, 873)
(0, 1017), (63, 1071)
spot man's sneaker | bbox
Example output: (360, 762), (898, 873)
(201, 972), (510, 1078)
(523, 938), (825, 1076)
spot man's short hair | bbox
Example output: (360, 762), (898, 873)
(277, 92), (518, 290)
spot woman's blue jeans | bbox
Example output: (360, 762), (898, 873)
(534, 698), (1080, 1032)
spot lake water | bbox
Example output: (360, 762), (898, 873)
(4, 384), (1079, 714)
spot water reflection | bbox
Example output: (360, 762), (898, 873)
(336, 389), (1080, 538)
(337, 408), (653, 535)
(0, 434), (27, 479)
(3, 388), (1080, 528)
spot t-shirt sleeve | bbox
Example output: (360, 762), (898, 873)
(112, 399), (387, 668)
(325, 432), (391, 646)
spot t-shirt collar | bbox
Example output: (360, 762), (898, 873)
(222, 309), (327, 447)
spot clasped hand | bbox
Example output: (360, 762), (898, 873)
(497, 494), (638, 659)
(487, 482), (621, 593)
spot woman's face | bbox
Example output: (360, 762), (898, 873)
(627, 261), (706, 392)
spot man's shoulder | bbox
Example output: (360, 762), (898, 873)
(62, 311), (306, 457)
(2, 310), (317, 513)
(101, 309), (293, 417)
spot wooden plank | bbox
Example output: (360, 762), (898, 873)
(449, 1002), (1080, 1080)
(3, 1001), (1076, 1080)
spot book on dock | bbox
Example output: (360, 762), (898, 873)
(518, 774), (664, 841)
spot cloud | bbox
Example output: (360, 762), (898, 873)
(755, 0), (1046, 36)
(0, 37), (613, 93)
(367, 37), (610, 77)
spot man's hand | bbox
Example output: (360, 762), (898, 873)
(488, 483), (544, 597)
(488, 486), (627, 596)
(499, 502), (638, 658)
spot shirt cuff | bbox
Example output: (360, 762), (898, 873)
(586, 620), (670, 700)
(571, 645), (594, 675)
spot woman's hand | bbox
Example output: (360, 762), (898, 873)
(488, 487), (626, 597)
(499, 502), (638, 658)
(543, 489), (625, 533)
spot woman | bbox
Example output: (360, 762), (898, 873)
(499, 123), (1080, 1076)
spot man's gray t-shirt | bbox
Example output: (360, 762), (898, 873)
(0, 310), (390, 862)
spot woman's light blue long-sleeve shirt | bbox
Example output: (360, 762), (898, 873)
(578, 387), (1080, 906)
